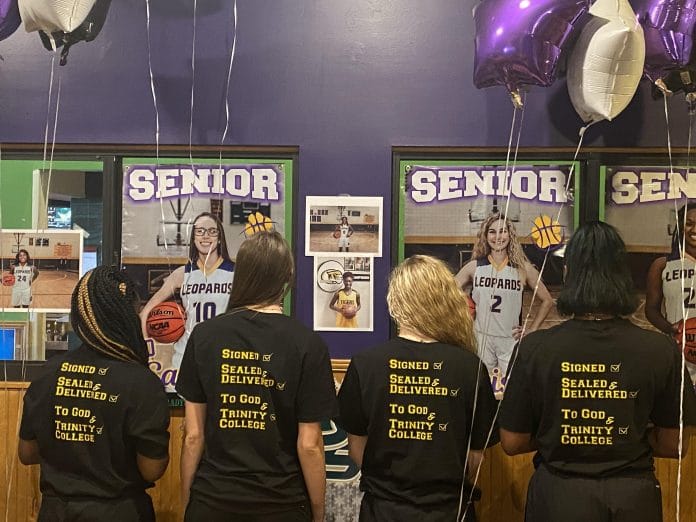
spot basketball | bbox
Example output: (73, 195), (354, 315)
(675, 317), (696, 364)
(465, 293), (476, 320)
(2, 273), (15, 286)
(244, 211), (274, 237)
(342, 305), (357, 319)
(146, 301), (186, 344)
(531, 215), (563, 250)
(333, 229), (341, 239)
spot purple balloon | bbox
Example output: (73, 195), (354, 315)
(633, 0), (696, 83)
(473, 0), (590, 96)
(0, 0), (20, 42)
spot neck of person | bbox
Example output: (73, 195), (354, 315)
(198, 250), (220, 270)
(398, 326), (437, 343)
(247, 302), (284, 314)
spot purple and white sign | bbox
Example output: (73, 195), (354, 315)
(407, 165), (572, 205)
(125, 164), (283, 203)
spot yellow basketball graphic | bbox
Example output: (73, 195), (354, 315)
(530, 215), (563, 249)
(244, 212), (274, 237)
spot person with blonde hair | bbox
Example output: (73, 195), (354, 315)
(456, 213), (553, 379)
(338, 255), (498, 522)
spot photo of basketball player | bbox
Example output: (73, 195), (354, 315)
(646, 201), (696, 380)
(139, 212), (235, 372)
(335, 216), (354, 252)
(455, 213), (554, 379)
(10, 249), (39, 308)
(330, 271), (361, 328)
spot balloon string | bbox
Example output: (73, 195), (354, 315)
(188, 0), (197, 169)
(460, 117), (586, 522)
(459, 98), (524, 521)
(219, 0), (238, 171)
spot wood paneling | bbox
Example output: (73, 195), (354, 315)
(2, 383), (695, 521)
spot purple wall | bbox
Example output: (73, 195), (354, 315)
(0, 0), (690, 357)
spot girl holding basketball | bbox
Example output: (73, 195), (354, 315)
(177, 231), (336, 521)
(11, 249), (39, 308)
(455, 213), (553, 379)
(646, 201), (696, 380)
(140, 212), (235, 370)
(329, 271), (361, 328)
(336, 216), (354, 252)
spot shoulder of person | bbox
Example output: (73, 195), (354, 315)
(220, 259), (235, 271)
(650, 256), (669, 269)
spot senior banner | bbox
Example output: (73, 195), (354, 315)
(121, 158), (293, 393)
(397, 160), (580, 397)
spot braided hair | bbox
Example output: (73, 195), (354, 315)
(71, 266), (149, 365)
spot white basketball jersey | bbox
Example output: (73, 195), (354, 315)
(13, 265), (34, 291)
(662, 253), (696, 324)
(340, 224), (350, 238)
(173, 259), (235, 362)
(471, 257), (523, 338)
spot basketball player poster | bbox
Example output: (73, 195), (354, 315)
(120, 160), (293, 392)
(397, 160), (579, 397)
(314, 256), (374, 331)
(305, 196), (383, 257)
(0, 229), (83, 312)
(603, 164), (696, 390)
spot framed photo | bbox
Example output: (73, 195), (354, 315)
(306, 196), (383, 257)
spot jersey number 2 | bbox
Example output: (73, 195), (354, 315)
(684, 289), (696, 310)
(490, 295), (502, 313)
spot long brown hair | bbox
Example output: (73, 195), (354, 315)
(471, 213), (529, 269)
(227, 231), (294, 310)
(187, 212), (231, 263)
(387, 255), (476, 353)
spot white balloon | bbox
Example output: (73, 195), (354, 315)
(567, 0), (645, 124)
(18, 0), (95, 34)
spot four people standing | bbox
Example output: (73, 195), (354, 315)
(16, 222), (696, 520)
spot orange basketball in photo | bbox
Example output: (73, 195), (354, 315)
(2, 273), (15, 286)
(342, 305), (357, 318)
(465, 293), (476, 320)
(675, 317), (696, 364)
(333, 229), (341, 239)
(146, 301), (186, 344)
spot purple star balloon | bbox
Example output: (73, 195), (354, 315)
(0, 0), (20, 41)
(473, 0), (590, 100)
(633, 0), (696, 83)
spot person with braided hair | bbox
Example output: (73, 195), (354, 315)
(19, 266), (170, 522)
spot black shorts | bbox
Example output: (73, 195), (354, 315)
(38, 493), (155, 522)
(525, 464), (662, 522)
(358, 493), (476, 522)
(184, 494), (312, 522)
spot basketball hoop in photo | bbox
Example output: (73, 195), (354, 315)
(530, 214), (564, 250)
(675, 317), (696, 364)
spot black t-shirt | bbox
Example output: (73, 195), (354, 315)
(337, 337), (499, 508)
(499, 318), (696, 476)
(20, 345), (170, 499)
(176, 309), (338, 511)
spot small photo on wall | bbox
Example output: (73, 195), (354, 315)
(314, 256), (373, 332)
(306, 196), (383, 257)
(0, 229), (83, 312)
